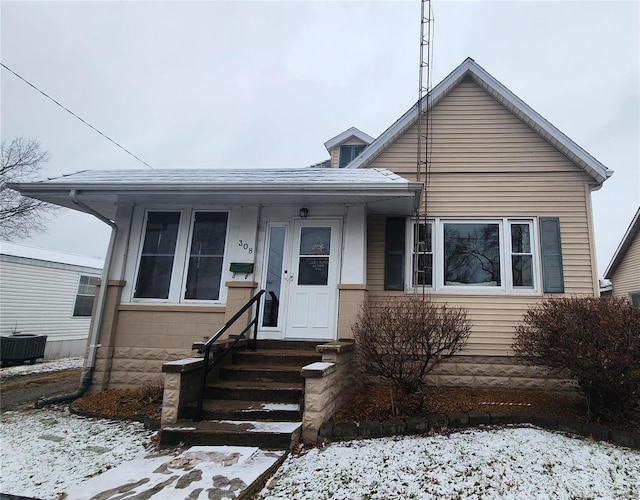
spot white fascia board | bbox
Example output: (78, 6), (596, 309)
(466, 62), (610, 185)
(347, 58), (610, 186)
(9, 180), (424, 206)
(604, 207), (640, 279)
(324, 127), (375, 151)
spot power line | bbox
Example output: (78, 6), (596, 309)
(1, 62), (153, 170)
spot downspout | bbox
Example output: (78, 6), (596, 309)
(35, 190), (118, 407)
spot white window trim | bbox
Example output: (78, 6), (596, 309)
(129, 207), (230, 304)
(406, 217), (542, 295)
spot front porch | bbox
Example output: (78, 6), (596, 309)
(160, 338), (356, 447)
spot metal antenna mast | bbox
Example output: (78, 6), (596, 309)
(415, 0), (434, 295)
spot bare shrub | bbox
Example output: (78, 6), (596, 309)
(513, 296), (640, 421)
(352, 296), (471, 412)
(132, 378), (164, 404)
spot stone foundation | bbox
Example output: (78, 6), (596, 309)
(425, 356), (576, 392)
(301, 341), (356, 441)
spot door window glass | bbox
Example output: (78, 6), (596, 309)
(298, 227), (331, 285)
(262, 226), (286, 327)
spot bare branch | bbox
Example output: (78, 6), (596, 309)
(0, 138), (57, 240)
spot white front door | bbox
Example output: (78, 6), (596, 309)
(284, 219), (341, 340)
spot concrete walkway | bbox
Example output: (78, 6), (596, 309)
(62, 445), (286, 499)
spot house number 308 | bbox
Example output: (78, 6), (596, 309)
(238, 240), (253, 254)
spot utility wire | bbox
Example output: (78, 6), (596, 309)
(1, 62), (153, 170)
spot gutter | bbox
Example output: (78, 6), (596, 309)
(35, 190), (118, 407)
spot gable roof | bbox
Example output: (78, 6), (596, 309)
(604, 207), (640, 279)
(347, 57), (611, 187)
(324, 127), (374, 151)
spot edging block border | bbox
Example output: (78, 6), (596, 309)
(320, 411), (640, 450)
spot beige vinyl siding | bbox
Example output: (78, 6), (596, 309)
(610, 231), (640, 299)
(365, 78), (598, 356)
(330, 137), (368, 168)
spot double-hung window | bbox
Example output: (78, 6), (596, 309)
(412, 221), (433, 286)
(406, 218), (539, 293)
(184, 212), (228, 301)
(135, 212), (181, 299)
(73, 275), (99, 316)
(134, 209), (229, 302)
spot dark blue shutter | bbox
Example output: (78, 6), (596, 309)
(539, 217), (564, 293)
(384, 217), (405, 290)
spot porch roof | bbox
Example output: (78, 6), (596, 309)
(9, 167), (423, 220)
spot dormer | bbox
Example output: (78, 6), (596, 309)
(324, 127), (374, 168)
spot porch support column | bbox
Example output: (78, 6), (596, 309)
(337, 205), (367, 340)
(221, 206), (261, 338)
(341, 205), (367, 284)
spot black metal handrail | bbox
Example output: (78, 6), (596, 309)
(194, 289), (265, 421)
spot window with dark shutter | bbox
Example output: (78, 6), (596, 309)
(384, 217), (405, 290)
(539, 217), (564, 293)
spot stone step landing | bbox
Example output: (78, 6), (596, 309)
(161, 342), (320, 450)
(161, 420), (302, 449)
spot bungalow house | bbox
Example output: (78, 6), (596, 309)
(603, 207), (640, 306)
(10, 58), (611, 442)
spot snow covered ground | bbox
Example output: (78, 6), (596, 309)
(0, 357), (83, 379)
(0, 405), (155, 499)
(2, 358), (640, 499)
(258, 428), (640, 499)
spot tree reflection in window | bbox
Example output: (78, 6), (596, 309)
(444, 223), (501, 286)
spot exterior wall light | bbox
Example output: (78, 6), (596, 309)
(299, 207), (309, 218)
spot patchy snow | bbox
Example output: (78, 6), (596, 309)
(302, 361), (334, 371)
(260, 403), (300, 412)
(258, 427), (640, 499)
(217, 420), (302, 433)
(0, 357), (83, 379)
(65, 445), (285, 500)
(162, 357), (203, 366)
(0, 405), (155, 500)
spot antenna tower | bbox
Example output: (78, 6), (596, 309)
(415, 0), (434, 294)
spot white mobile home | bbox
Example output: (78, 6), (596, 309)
(0, 242), (103, 359)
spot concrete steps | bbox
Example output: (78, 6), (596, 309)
(160, 420), (303, 449)
(160, 341), (322, 449)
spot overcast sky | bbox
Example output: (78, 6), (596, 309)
(1, 0), (638, 277)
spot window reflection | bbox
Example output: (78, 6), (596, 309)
(444, 223), (501, 286)
(262, 226), (285, 327)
